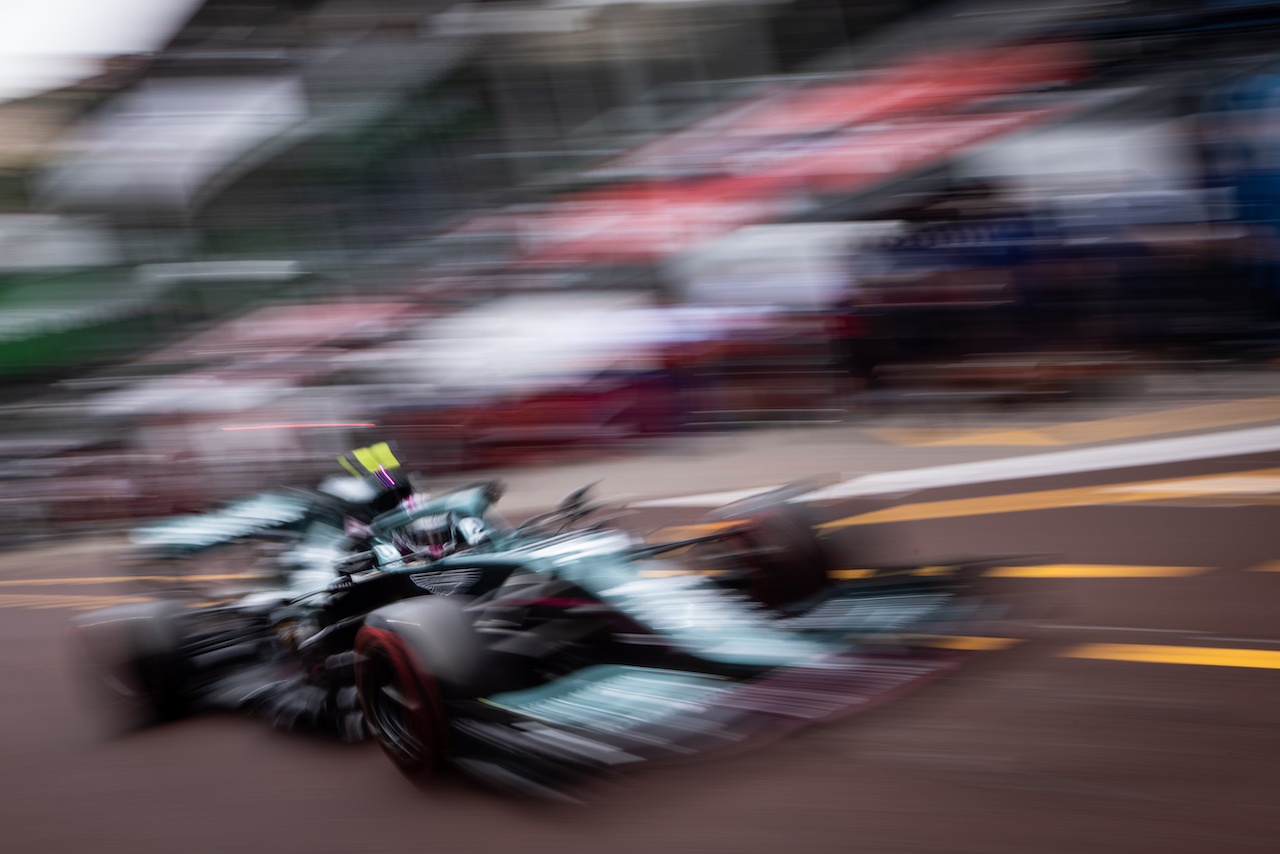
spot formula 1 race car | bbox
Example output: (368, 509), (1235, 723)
(72, 454), (999, 798)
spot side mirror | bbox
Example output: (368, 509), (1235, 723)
(558, 482), (599, 513)
(457, 516), (488, 546)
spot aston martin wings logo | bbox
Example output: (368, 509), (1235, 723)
(410, 568), (481, 595)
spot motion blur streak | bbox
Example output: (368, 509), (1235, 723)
(818, 467), (1280, 529)
(0, 593), (154, 609)
(221, 424), (377, 431)
(4, 0), (1280, 850)
(986, 565), (1208, 577)
(1063, 644), (1280, 670)
(0, 573), (270, 586)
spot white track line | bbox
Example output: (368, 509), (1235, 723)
(631, 487), (781, 508)
(632, 424), (1280, 508)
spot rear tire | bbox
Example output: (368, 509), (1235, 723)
(70, 599), (190, 732)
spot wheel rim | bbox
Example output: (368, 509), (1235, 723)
(367, 650), (422, 758)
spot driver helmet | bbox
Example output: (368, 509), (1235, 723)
(391, 507), (459, 560)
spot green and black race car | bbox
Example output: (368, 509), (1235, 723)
(72, 447), (1001, 798)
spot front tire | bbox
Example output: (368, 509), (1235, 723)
(690, 507), (832, 607)
(355, 597), (485, 781)
(355, 627), (449, 778)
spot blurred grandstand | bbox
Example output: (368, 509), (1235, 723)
(8, 0), (1280, 537)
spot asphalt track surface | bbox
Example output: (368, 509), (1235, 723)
(3, 440), (1280, 853)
